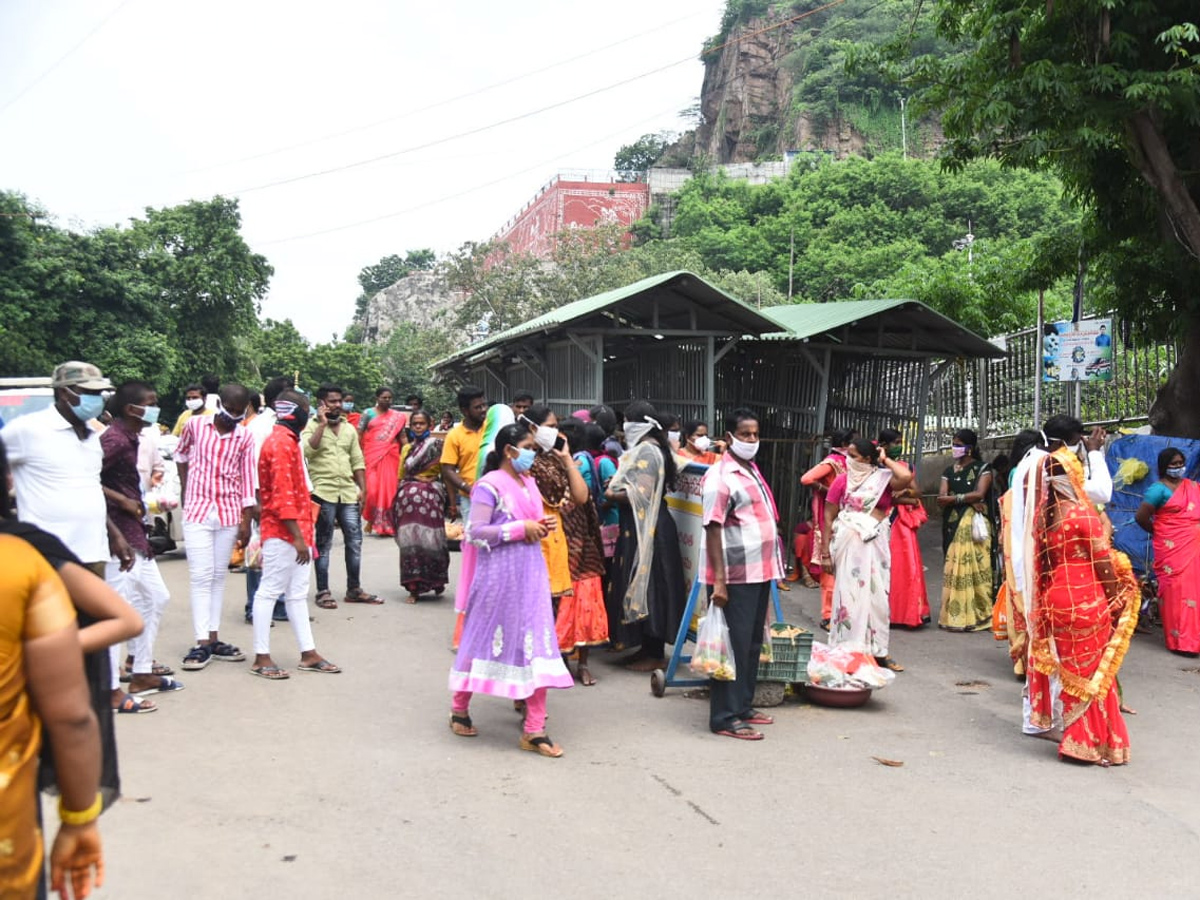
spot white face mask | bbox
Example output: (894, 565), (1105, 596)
(1067, 442), (1084, 456)
(692, 435), (711, 453)
(185, 397), (204, 411)
(667, 430), (680, 444)
(729, 437), (759, 461)
(623, 421), (654, 448)
(534, 424), (558, 452)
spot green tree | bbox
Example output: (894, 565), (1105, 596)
(874, 0), (1200, 433)
(304, 340), (385, 402)
(614, 132), (677, 181)
(442, 240), (548, 336)
(131, 197), (272, 384)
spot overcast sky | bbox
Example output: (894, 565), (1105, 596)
(0, 0), (726, 342)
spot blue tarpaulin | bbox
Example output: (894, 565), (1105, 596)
(1105, 434), (1200, 574)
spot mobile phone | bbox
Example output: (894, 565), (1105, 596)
(554, 435), (566, 452)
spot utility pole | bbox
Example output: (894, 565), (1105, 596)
(788, 226), (795, 300)
(897, 94), (907, 159)
(1034, 289), (1044, 424)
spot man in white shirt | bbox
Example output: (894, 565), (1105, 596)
(3, 360), (131, 570)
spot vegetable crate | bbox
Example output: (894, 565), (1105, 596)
(758, 623), (813, 684)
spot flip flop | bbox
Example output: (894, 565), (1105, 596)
(344, 591), (382, 604)
(297, 659), (341, 674)
(449, 713), (478, 737)
(715, 723), (763, 741)
(113, 694), (157, 714)
(131, 677), (185, 697)
(519, 732), (564, 757)
(742, 710), (774, 726)
(250, 665), (290, 680)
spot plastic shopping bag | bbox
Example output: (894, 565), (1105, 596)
(971, 510), (990, 543)
(689, 602), (737, 682)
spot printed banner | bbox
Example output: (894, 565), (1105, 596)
(665, 461), (709, 593)
(1042, 318), (1114, 383)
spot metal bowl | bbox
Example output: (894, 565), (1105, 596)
(803, 684), (873, 708)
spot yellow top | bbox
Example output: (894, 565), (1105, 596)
(172, 407), (213, 437)
(439, 422), (485, 488)
(0, 535), (77, 895)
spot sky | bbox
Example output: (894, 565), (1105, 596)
(0, 0), (727, 342)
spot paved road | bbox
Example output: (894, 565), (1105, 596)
(76, 527), (1200, 899)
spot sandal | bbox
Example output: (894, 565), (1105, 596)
(820, 618), (831, 632)
(249, 665), (290, 680)
(715, 722), (763, 741)
(519, 732), (564, 758)
(344, 589), (382, 605)
(297, 659), (341, 674)
(876, 656), (905, 672)
(577, 665), (597, 687)
(119, 661), (175, 683)
(449, 713), (478, 737)
(131, 676), (185, 697)
(113, 694), (157, 714)
(315, 591), (337, 609)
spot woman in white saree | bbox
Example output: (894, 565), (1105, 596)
(820, 438), (913, 671)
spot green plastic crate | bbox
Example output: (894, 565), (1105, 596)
(758, 623), (814, 683)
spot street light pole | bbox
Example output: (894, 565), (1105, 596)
(897, 94), (907, 159)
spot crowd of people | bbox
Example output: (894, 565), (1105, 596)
(3, 355), (1196, 893)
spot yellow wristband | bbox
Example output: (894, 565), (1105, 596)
(59, 793), (102, 826)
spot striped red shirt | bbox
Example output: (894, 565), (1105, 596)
(175, 416), (257, 526)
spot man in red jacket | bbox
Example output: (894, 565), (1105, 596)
(249, 391), (341, 679)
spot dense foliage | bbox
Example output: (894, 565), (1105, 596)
(858, 0), (1200, 433)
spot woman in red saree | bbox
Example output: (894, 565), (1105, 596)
(1136, 447), (1200, 655)
(1023, 444), (1139, 766)
(358, 386), (407, 537)
(878, 429), (930, 628)
(801, 427), (856, 630)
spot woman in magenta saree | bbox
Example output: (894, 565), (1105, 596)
(358, 387), (407, 537)
(1136, 447), (1200, 655)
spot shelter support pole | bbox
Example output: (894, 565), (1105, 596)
(811, 346), (832, 465)
(705, 336), (715, 433)
(915, 357), (931, 464)
(566, 331), (604, 405)
(1034, 289), (1044, 424)
(977, 357), (989, 440)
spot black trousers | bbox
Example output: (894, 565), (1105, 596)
(708, 581), (770, 732)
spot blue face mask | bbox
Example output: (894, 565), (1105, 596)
(70, 392), (106, 423)
(510, 447), (536, 474)
(137, 405), (160, 427)
(343, 402), (355, 412)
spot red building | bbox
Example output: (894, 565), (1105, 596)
(492, 175), (650, 259)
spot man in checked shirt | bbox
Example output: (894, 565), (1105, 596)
(176, 383), (258, 671)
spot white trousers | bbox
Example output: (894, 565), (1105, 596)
(183, 508), (239, 641)
(253, 538), (316, 656)
(106, 554), (170, 676)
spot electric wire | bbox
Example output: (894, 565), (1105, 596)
(0, 0), (135, 115)
(186, 9), (708, 175)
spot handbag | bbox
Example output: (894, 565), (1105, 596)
(600, 523), (619, 558)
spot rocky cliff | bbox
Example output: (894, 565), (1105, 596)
(693, 12), (940, 164)
(361, 271), (463, 344)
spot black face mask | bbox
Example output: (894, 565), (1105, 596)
(282, 410), (309, 434)
(326, 412), (341, 424)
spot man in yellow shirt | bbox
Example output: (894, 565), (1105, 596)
(440, 386), (488, 523)
(172, 384), (211, 436)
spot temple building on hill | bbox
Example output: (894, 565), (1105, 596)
(491, 173), (649, 259)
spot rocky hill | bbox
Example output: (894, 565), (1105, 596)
(360, 271), (464, 345)
(691, 0), (944, 164)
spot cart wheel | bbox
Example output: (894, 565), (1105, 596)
(650, 669), (666, 698)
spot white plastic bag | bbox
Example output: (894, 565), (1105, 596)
(971, 510), (990, 543)
(689, 602), (736, 681)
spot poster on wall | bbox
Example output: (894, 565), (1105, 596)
(1041, 318), (1114, 383)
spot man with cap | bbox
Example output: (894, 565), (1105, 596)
(3, 361), (153, 712)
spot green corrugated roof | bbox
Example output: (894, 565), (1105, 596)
(759, 299), (913, 338)
(433, 270), (782, 369)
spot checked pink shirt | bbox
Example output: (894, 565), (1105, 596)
(700, 452), (784, 585)
(175, 415), (257, 526)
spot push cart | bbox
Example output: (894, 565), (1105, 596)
(649, 576), (785, 698)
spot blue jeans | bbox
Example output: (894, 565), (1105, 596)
(313, 497), (362, 594)
(245, 567), (286, 621)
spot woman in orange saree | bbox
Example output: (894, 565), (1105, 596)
(1136, 447), (1200, 655)
(1023, 443), (1139, 766)
(358, 387), (408, 537)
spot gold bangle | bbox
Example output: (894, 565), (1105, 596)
(59, 793), (102, 826)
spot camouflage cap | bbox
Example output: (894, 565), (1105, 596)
(51, 360), (112, 390)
